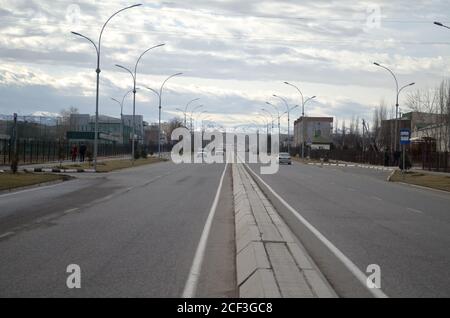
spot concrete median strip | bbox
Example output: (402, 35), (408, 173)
(232, 164), (337, 298)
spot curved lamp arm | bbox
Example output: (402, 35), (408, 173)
(99, 4), (142, 54)
(71, 32), (99, 56)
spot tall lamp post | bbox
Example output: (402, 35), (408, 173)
(146, 73), (183, 158)
(195, 110), (209, 131)
(115, 44), (165, 161)
(273, 94), (295, 154)
(72, 4), (142, 171)
(265, 102), (282, 138)
(189, 105), (204, 131)
(284, 82), (316, 158)
(261, 109), (275, 134)
(184, 98), (201, 128)
(111, 88), (139, 145)
(257, 114), (271, 136)
(373, 62), (415, 152)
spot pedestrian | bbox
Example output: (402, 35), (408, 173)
(79, 143), (87, 163)
(71, 144), (78, 162)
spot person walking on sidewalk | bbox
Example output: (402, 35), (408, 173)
(79, 143), (87, 163)
(71, 144), (78, 162)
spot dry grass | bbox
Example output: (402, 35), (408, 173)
(0, 171), (66, 191)
(390, 170), (450, 192)
(56, 157), (166, 173)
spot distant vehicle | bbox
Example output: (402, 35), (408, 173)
(278, 152), (292, 165)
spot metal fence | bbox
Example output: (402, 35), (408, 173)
(290, 146), (449, 172)
(410, 151), (449, 172)
(0, 139), (132, 166)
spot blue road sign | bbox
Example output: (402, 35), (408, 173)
(400, 129), (411, 145)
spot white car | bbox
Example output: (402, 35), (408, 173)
(278, 152), (292, 165)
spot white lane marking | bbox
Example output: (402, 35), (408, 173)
(0, 232), (14, 239)
(182, 163), (228, 298)
(371, 196), (383, 201)
(64, 208), (79, 214)
(347, 187), (356, 192)
(0, 182), (66, 198)
(244, 163), (389, 298)
(407, 207), (423, 214)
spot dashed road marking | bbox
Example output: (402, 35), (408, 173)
(64, 208), (79, 214)
(0, 232), (15, 239)
(407, 207), (423, 214)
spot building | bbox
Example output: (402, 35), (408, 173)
(294, 117), (333, 151)
(380, 112), (446, 151)
(67, 114), (144, 145)
(411, 123), (449, 152)
(144, 123), (168, 147)
(122, 115), (144, 144)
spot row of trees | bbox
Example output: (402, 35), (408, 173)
(332, 79), (450, 152)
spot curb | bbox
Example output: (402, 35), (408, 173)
(232, 164), (337, 298)
(242, 163), (388, 298)
(23, 168), (96, 173)
(308, 162), (395, 172)
(387, 169), (397, 182)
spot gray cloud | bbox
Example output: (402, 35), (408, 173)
(0, 0), (449, 128)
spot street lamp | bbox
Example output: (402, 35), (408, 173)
(71, 4), (142, 171)
(189, 105), (204, 131)
(273, 94), (296, 154)
(115, 44), (165, 161)
(265, 102), (283, 138)
(373, 62), (415, 152)
(194, 110), (209, 131)
(261, 109), (275, 133)
(257, 113), (271, 136)
(148, 73), (183, 158)
(111, 88), (139, 145)
(284, 82), (316, 117)
(284, 82), (316, 158)
(184, 98), (201, 128)
(434, 21), (450, 29)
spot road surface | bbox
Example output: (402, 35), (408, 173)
(0, 161), (235, 297)
(248, 162), (450, 297)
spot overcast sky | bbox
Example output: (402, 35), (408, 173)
(0, 0), (449, 131)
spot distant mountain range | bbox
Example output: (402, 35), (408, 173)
(0, 113), (61, 126)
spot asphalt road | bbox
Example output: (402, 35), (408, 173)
(0, 161), (233, 297)
(248, 162), (450, 298)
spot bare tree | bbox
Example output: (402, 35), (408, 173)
(437, 80), (450, 151)
(163, 117), (183, 143)
(373, 99), (388, 150)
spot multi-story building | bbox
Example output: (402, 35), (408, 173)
(294, 117), (333, 151)
(67, 114), (144, 144)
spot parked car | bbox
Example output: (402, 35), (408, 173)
(278, 152), (292, 165)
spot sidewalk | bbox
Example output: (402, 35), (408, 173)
(0, 155), (131, 171)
